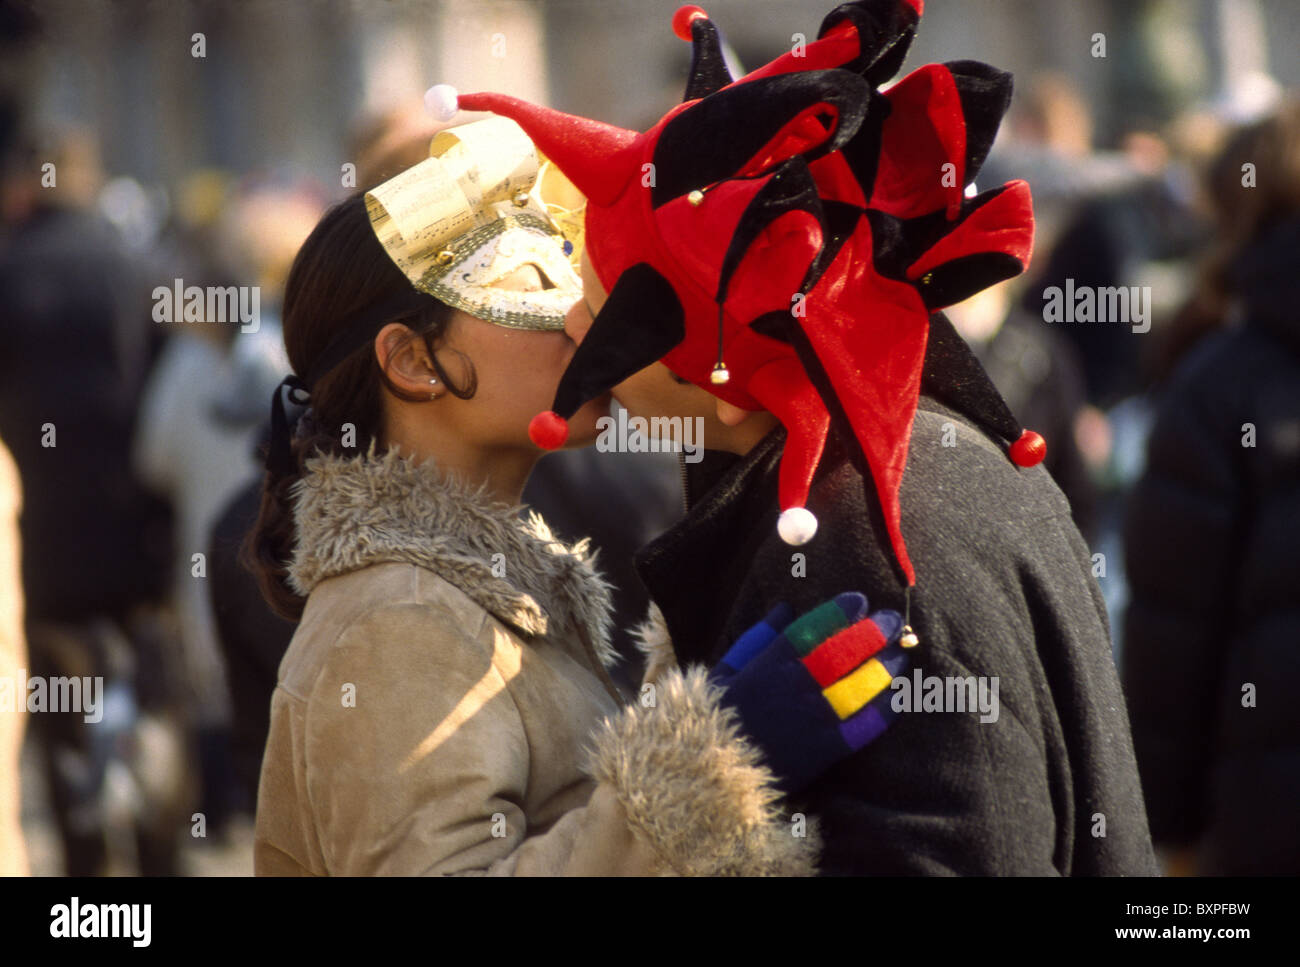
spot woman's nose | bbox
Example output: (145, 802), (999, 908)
(563, 296), (593, 345)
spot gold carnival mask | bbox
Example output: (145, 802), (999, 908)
(365, 116), (586, 331)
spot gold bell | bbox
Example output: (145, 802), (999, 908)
(512, 190), (530, 207)
(709, 363), (730, 385)
(900, 625), (919, 649)
(434, 249), (455, 265)
(687, 189), (705, 207)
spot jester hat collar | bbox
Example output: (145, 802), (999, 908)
(431, 0), (1044, 592)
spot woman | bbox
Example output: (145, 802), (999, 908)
(247, 120), (903, 875)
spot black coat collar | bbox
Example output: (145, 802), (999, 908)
(635, 422), (875, 666)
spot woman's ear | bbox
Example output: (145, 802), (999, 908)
(374, 322), (438, 396)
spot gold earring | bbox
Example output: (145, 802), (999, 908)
(429, 377), (438, 400)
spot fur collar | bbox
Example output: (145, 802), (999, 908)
(287, 442), (618, 671)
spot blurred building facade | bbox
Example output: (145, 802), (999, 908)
(5, 0), (1297, 203)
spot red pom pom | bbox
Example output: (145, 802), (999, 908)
(1009, 429), (1047, 467)
(529, 411), (569, 450)
(672, 5), (708, 41)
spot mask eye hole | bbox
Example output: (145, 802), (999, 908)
(530, 264), (557, 290)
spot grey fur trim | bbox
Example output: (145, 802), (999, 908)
(287, 440), (617, 669)
(631, 602), (677, 688)
(588, 665), (821, 876)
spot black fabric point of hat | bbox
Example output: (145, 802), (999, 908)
(946, 59), (1014, 185)
(863, 183), (1019, 289)
(684, 17), (734, 102)
(921, 310), (1022, 443)
(716, 157), (826, 308)
(651, 69), (872, 209)
(836, 89), (892, 202)
(550, 263), (685, 419)
(818, 0), (921, 87)
(749, 310), (798, 345)
(916, 251), (1024, 310)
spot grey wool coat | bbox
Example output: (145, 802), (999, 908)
(636, 399), (1161, 876)
(253, 443), (817, 876)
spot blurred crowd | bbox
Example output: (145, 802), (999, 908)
(0, 89), (683, 875)
(0, 0), (1297, 877)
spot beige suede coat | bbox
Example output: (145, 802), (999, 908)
(254, 444), (817, 876)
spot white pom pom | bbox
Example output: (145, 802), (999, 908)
(424, 84), (460, 122)
(777, 507), (818, 545)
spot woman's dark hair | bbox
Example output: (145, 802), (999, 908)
(242, 192), (474, 620)
(1155, 98), (1300, 381)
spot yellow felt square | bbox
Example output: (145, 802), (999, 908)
(822, 659), (892, 719)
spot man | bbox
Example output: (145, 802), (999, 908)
(451, 0), (1159, 874)
(574, 252), (1157, 875)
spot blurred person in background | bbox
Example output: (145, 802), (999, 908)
(0, 13), (28, 870)
(133, 172), (321, 840)
(194, 175), (322, 810)
(0, 124), (176, 874)
(0, 436), (26, 875)
(990, 73), (1211, 411)
(989, 72), (1224, 659)
(207, 106), (440, 801)
(945, 279), (1096, 541)
(1122, 98), (1300, 876)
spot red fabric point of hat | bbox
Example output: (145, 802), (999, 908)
(1010, 429), (1046, 467)
(746, 357), (830, 536)
(871, 64), (966, 220)
(456, 92), (639, 208)
(672, 6), (709, 41)
(529, 411), (569, 450)
(737, 105), (840, 178)
(739, 23), (860, 82)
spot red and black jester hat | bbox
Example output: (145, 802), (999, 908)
(436, 0), (1043, 591)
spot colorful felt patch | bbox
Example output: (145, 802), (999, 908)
(839, 698), (895, 747)
(716, 601), (793, 673)
(802, 617), (889, 687)
(784, 599), (851, 656)
(823, 656), (894, 719)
